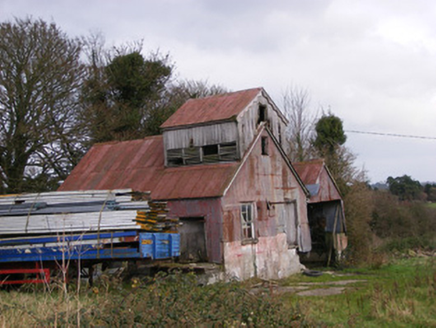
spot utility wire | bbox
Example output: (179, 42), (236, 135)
(345, 130), (436, 140)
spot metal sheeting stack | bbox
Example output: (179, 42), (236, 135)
(0, 189), (154, 236)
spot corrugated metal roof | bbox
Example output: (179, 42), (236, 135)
(293, 159), (324, 185)
(293, 159), (342, 202)
(160, 87), (262, 129)
(59, 136), (239, 200)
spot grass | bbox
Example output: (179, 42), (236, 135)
(281, 256), (436, 327)
(0, 256), (434, 327)
(427, 202), (436, 209)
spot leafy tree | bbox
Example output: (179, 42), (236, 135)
(80, 40), (173, 143)
(0, 17), (84, 193)
(282, 86), (318, 162)
(80, 38), (227, 142)
(312, 113), (354, 194)
(387, 175), (424, 201)
(424, 183), (436, 202)
(313, 113), (346, 154)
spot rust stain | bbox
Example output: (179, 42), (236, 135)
(293, 159), (342, 203)
(59, 135), (240, 200)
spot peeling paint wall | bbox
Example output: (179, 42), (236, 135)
(222, 130), (309, 280)
(223, 233), (304, 280)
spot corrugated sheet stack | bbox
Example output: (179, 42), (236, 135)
(0, 189), (177, 236)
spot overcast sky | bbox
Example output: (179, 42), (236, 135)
(1, 0), (435, 183)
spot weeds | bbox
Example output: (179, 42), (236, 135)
(0, 270), (312, 327)
(1, 258), (434, 327)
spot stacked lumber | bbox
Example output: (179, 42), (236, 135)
(135, 201), (178, 233)
(0, 189), (177, 236)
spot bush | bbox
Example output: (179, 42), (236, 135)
(343, 180), (375, 266)
(4, 271), (312, 327)
(371, 191), (436, 254)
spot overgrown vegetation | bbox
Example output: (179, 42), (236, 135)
(371, 190), (436, 253)
(0, 257), (434, 327)
(0, 271), (314, 327)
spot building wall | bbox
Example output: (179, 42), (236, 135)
(167, 198), (223, 263)
(163, 122), (238, 163)
(237, 93), (289, 157)
(220, 130), (308, 280)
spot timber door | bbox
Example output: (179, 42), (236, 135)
(284, 201), (298, 247)
(179, 217), (207, 262)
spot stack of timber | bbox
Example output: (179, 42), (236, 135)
(135, 201), (178, 233)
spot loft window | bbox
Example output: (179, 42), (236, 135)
(258, 104), (267, 125)
(261, 137), (269, 155)
(241, 203), (255, 241)
(203, 144), (218, 156)
(167, 141), (238, 166)
(202, 144), (219, 163)
(167, 147), (201, 166)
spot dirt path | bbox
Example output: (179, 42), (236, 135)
(250, 273), (367, 297)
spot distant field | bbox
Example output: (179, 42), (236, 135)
(427, 202), (436, 209)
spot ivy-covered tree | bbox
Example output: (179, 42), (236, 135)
(80, 41), (173, 143)
(312, 113), (354, 194)
(313, 113), (347, 154)
(0, 17), (84, 193)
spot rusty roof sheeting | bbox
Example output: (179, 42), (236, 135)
(59, 136), (239, 200)
(160, 88), (262, 129)
(293, 159), (324, 185)
(293, 159), (342, 202)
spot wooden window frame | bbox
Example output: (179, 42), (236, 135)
(241, 203), (257, 244)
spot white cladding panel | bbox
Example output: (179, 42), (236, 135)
(163, 122), (238, 150)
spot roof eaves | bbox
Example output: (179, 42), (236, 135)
(260, 88), (289, 125)
(322, 161), (343, 198)
(160, 117), (238, 132)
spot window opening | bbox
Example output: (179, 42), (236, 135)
(241, 203), (255, 241)
(203, 144), (218, 156)
(167, 142), (238, 166)
(261, 137), (269, 155)
(258, 104), (267, 125)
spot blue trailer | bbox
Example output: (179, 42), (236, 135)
(0, 231), (180, 285)
(0, 189), (180, 285)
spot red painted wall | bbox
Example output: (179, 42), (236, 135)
(167, 198), (223, 263)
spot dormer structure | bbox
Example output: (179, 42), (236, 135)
(160, 88), (289, 167)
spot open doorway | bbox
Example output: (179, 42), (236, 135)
(178, 217), (207, 262)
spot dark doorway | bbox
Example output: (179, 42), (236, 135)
(178, 217), (207, 262)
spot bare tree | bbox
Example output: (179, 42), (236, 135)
(0, 17), (84, 193)
(282, 86), (318, 162)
